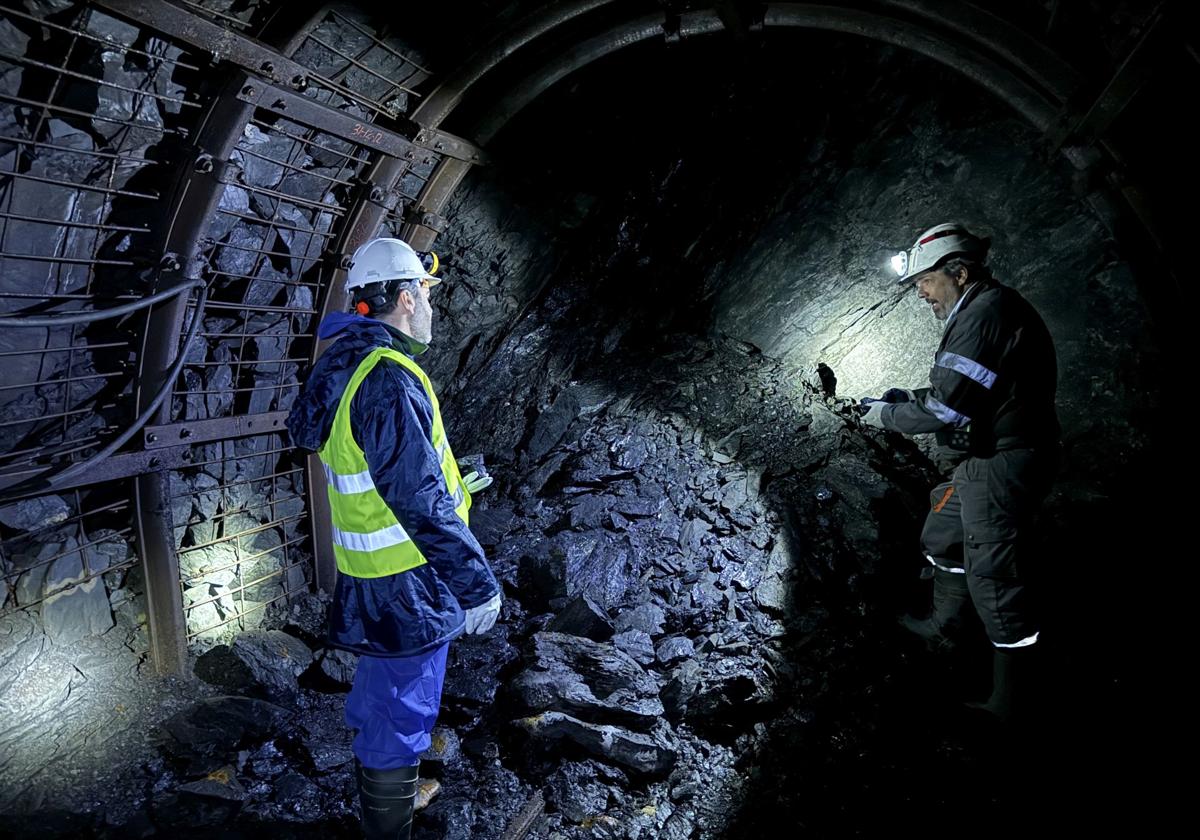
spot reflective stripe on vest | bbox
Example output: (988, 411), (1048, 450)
(317, 346), (472, 578)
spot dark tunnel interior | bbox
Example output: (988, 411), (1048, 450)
(0, 1), (1186, 837)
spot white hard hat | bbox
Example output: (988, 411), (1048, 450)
(890, 223), (990, 284)
(344, 237), (441, 294)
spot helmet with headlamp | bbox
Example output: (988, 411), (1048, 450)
(344, 237), (441, 315)
(890, 223), (990, 284)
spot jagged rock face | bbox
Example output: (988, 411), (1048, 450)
(510, 631), (665, 727)
(194, 630), (315, 700)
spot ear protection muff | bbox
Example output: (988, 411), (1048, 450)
(351, 279), (405, 316)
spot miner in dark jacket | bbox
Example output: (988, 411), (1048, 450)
(860, 223), (1059, 721)
(287, 237), (501, 838)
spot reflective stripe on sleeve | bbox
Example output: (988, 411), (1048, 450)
(936, 351), (998, 389)
(926, 395), (972, 427)
(925, 554), (966, 574)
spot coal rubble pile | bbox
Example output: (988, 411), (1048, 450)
(428, 331), (938, 839)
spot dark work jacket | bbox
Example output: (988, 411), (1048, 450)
(286, 312), (499, 657)
(882, 279), (1060, 454)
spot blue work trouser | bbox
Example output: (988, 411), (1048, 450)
(345, 642), (449, 770)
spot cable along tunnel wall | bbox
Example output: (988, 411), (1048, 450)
(0, 0), (466, 671)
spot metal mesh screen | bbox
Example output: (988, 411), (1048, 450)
(0, 481), (144, 649)
(290, 7), (430, 120)
(173, 432), (309, 644)
(170, 114), (373, 423)
(0, 3), (204, 474)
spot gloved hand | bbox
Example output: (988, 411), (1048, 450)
(462, 470), (493, 494)
(857, 398), (888, 429)
(881, 388), (917, 403)
(464, 592), (502, 634)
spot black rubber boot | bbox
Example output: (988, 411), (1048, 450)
(357, 760), (419, 839)
(965, 645), (1040, 723)
(899, 567), (970, 652)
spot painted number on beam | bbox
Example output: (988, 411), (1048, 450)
(352, 123), (386, 146)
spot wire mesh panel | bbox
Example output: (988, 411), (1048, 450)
(0, 0), (476, 664)
(170, 113), (373, 424)
(172, 432), (309, 645)
(0, 3), (205, 476)
(290, 6), (431, 121)
(177, 0), (271, 34)
(0, 480), (146, 650)
(287, 6), (444, 236)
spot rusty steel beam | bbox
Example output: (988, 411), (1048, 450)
(134, 471), (187, 675)
(1046, 5), (1168, 153)
(471, 6), (1060, 144)
(132, 71), (257, 674)
(0, 443), (198, 497)
(878, 0), (1083, 102)
(412, 0), (617, 129)
(399, 158), (474, 250)
(304, 454), (338, 594)
(472, 12), (725, 145)
(143, 412), (290, 449)
(233, 76), (482, 163)
(95, 0), (318, 92)
(233, 76), (411, 158)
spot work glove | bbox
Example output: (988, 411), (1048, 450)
(457, 456), (493, 494)
(464, 592), (502, 634)
(881, 388), (917, 403)
(857, 397), (889, 429)
(462, 471), (493, 494)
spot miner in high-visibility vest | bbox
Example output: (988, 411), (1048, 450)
(287, 237), (501, 839)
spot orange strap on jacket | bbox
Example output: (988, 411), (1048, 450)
(932, 485), (955, 513)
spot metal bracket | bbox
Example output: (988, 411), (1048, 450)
(712, 0), (766, 38)
(408, 125), (487, 164)
(143, 411), (290, 450)
(662, 13), (683, 44)
(233, 76), (416, 158)
(366, 183), (402, 211)
(403, 205), (449, 233)
(95, 0), (312, 91)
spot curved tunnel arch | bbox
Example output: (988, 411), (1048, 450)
(389, 0), (1110, 200)
(387, 1), (1173, 335)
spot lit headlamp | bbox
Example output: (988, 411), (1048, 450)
(890, 251), (908, 277)
(419, 251), (439, 276)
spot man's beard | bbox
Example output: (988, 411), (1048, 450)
(411, 301), (433, 343)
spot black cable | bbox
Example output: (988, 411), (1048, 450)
(0, 282), (209, 501)
(0, 279), (205, 326)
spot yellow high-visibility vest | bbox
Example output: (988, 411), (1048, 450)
(317, 347), (471, 578)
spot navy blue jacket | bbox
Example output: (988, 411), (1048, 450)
(287, 312), (499, 657)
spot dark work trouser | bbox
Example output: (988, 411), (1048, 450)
(920, 448), (1056, 647)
